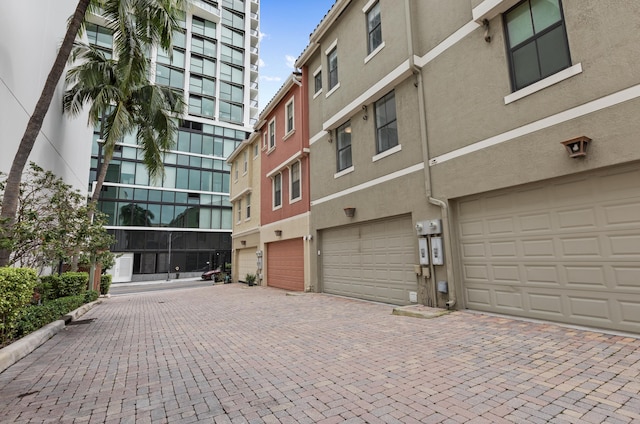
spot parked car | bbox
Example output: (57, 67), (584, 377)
(201, 268), (221, 281)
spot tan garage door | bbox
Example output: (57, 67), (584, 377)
(457, 165), (640, 333)
(322, 215), (417, 306)
(267, 238), (304, 291)
(237, 248), (256, 282)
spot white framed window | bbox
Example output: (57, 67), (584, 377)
(246, 193), (251, 219)
(285, 98), (295, 135)
(326, 42), (338, 90)
(273, 173), (282, 209)
(253, 142), (259, 158)
(365, 1), (382, 54)
(243, 151), (248, 174)
(234, 160), (239, 181)
(236, 199), (242, 223)
(375, 91), (398, 154)
(313, 66), (323, 96)
(290, 161), (301, 201)
(504, 0), (571, 91)
(336, 121), (352, 172)
(268, 118), (276, 150)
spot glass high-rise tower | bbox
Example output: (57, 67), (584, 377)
(86, 0), (260, 281)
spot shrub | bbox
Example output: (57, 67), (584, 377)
(13, 294), (87, 339)
(100, 274), (112, 295)
(0, 268), (39, 344)
(84, 290), (99, 303)
(37, 275), (60, 302)
(57, 272), (88, 297)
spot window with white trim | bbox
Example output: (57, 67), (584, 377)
(327, 47), (338, 90)
(273, 173), (282, 208)
(314, 69), (322, 94)
(243, 151), (248, 174)
(236, 199), (242, 222)
(366, 1), (382, 54)
(234, 160), (239, 180)
(268, 118), (276, 149)
(375, 91), (398, 153)
(246, 193), (251, 219)
(285, 98), (295, 134)
(290, 161), (301, 201)
(336, 121), (352, 172)
(504, 0), (571, 91)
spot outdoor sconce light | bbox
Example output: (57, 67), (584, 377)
(344, 207), (356, 218)
(482, 19), (491, 42)
(240, 240), (246, 246)
(561, 136), (591, 158)
(362, 105), (368, 120)
(274, 230), (282, 236)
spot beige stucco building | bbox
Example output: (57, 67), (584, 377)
(296, 0), (640, 333)
(228, 131), (261, 284)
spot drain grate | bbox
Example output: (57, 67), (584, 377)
(67, 318), (96, 326)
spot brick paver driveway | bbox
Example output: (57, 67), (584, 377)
(0, 284), (638, 423)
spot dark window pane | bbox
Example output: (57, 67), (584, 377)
(512, 42), (541, 90)
(537, 25), (571, 78)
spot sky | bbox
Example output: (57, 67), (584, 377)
(257, 0), (336, 110)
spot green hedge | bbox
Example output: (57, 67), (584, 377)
(0, 268), (38, 344)
(13, 291), (98, 339)
(58, 272), (89, 297)
(100, 274), (112, 295)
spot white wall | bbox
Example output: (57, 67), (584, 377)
(0, 1), (92, 193)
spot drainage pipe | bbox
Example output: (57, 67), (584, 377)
(404, 0), (456, 308)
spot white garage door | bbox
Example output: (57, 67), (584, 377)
(322, 215), (417, 306)
(237, 248), (256, 282)
(457, 165), (640, 333)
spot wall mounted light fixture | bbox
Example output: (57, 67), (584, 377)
(274, 230), (282, 236)
(344, 207), (356, 218)
(240, 240), (247, 246)
(482, 19), (491, 42)
(561, 136), (591, 158)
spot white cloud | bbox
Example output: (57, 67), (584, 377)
(259, 31), (268, 42)
(260, 76), (282, 82)
(258, 58), (266, 68)
(285, 55), (296, 69)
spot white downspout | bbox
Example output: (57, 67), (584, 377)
(404, 0), (456, 309)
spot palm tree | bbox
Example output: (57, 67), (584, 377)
(63, 0), (185, 217)
(0, 0), (94, 267)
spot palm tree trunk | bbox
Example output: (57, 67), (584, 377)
(88, 151), (113, 222)
(0, 0), (91, 267)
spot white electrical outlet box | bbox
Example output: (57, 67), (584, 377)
(418, 238), (429, 265)
(431, 236), (444, 265)
(416, 219), (442, 235)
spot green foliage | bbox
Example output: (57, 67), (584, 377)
(100, 274), (112, 295)
(0, 163), (116, 270)
(58, 272), (89, 297)
(36, 275), (59, 302)
(0, 267), (38, 344)
(245, 273), (256, 286)
(13, 294), (87, 339)
(84, 290), (99, 303)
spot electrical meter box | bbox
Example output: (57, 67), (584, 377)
(416, 219), (442, 235)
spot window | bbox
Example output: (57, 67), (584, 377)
(221, 27), (245, 49)
(191, 36), (216, 58)
(285, 99), (294, 134)
(314, 70), (322, 94)
(219, 101), (243, 123)
(237, 199), (242, 222)
(366, 1), (382, 54)
(504, 0), (571, 91)
(253, 142), (259, 157)
(189, 95), (215, 118)
(375, 91), (398, 153)
(268, 119), (276, 149)
(192, 17), (216, 38)
(189, 75), (216, 96)
(243, 151), (248, 173)
(273, 173), (282, 208)
(336, 121), (352, 171)
(246, 193), (251, 219)
(220, 82), (244, 103)
(157, 48), (185, 68)
(290, 161), (301, 200)
(190, 55), (216, 76)
(234, 161), (239, 180)
(327, 47), (338, 90)
(221, 44), (244, 66)
(220, 63), (244, 84)
(156, 65), (184, 89)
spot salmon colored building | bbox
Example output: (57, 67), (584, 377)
(257, 72), (312, 291)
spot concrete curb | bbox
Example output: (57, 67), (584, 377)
(0, 299), (102, 374)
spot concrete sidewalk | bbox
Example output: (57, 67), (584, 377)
(0, 283), (638, 423)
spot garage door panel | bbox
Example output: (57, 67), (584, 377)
(458, 165), (640, 333)
(322, 215), (416, 305)
(267, 238), (304, 291)
(237, 249), (256, 280)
